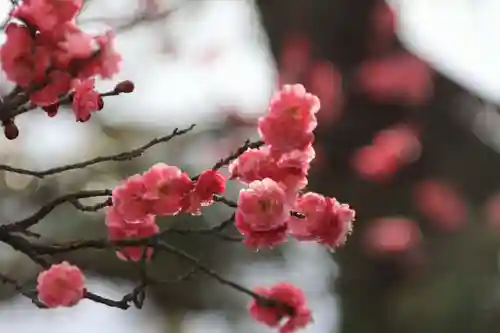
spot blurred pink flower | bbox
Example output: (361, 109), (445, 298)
(307, 61), (343, 125)
(413, 180), (468, 231)
(364, 217), (422, 254)
(352, 125), (421, 182)
(356, 52), (433, 105)
(483, 192), (500, 231)
(368, 0), (396, 52)
(280, 34), (311, 80)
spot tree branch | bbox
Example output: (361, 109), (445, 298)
(0, 125), (196, 178)
(0, 272), (47, 308)
(4, 189), (112, 232)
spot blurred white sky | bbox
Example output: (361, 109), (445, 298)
(388, 0), (500, 103)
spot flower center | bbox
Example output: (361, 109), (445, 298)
(258, 199), (273, 213)
(159, 182), (170, 195)
(287, 106), (301, 119)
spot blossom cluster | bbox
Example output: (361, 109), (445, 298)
(231, 84), (355, 250)
(107, 166), (226, 261)
(31, 83), (355, 333)
(0, 0), (122, 127)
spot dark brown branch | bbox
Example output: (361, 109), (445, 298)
(191, 139), (264, 181)
(213, 195), (238, 208)
(0, 273), (47, 308)
(0, 125), (196, 178)
(157, 240), (255, 296)
(0, 233), (149, 310)
(169, 213), (236, 235)
(4, 189), (112, 232)
(157, 240), (295, 314)
(70, 197), (112, 212)
(211, 139), (264, 171)
(27, 217), (240, 256)
(1, 228), (292, 312)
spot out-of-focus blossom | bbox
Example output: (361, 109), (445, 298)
(413, 180), (468, 231)
(307, 61), (343, 125)
(280, 34), (311, 82)
(483, 192), (500, 231)
(363, 217), (422, 254)
(356, 52), (433, 106)
(352, 125), (421, 182)
(369, 0), (396, 52)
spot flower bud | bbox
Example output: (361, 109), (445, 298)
(42, 103), (60, 117)
(114, 80), (135, 93)
(98, 96), (104, 110)
(3, 119), (18, 140)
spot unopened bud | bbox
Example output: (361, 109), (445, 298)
(42, 103), (60, 117)
(97, 96), (104, 110)
(114, 80), (135, 93)
(3, 119), (19, 140)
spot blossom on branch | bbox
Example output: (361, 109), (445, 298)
(105, 205), (158, 262)
(181, 169), (226, 215)
(288, 192), (355, 249)
(72, 78), (103, 122)
(0, 0), (121, 138)
(13, 0), (83, 33)
(142, 163), (194, 216)
(112, 174), (152, 222)
(235, 178), (290, 248)
(258, 84), (320, 153)
(249, 282), (313, 333)
(1, 23), (50, 87)
(36, 261), (86, 308)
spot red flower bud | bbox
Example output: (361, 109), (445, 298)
(98, 96), (104, 110)
(114, 80), (135, 93)
(42, 103), (60, 117)
(3, 119), (19, 140)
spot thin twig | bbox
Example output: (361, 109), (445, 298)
(0, 233), (149, 310)
(211, 139), (264, 171)
(169, 213), (236, 235)
(0, 273), (46, 308)
(157, 240), (294, 313)
(4, 189), (112, 232)
(0, 125), (196, 178)
(191, 139), (264, 181)
(70, 197), (112, 212)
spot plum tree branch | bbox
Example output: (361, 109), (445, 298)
(4, 189), (112, 232)
(0, 125), (196, 178)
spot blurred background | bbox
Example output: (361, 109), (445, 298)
(1, 0), (500, 332)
